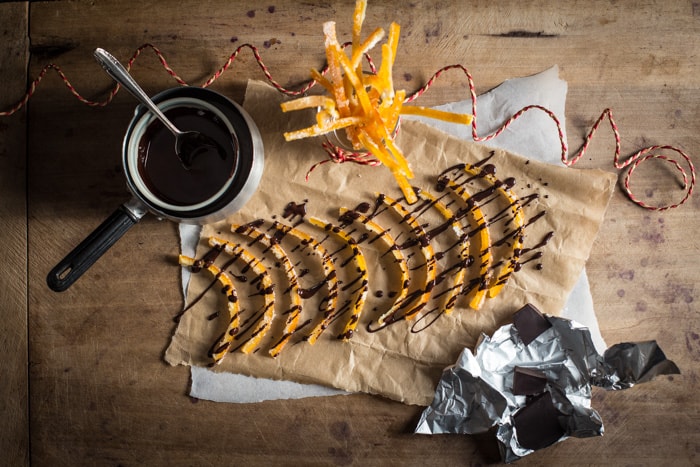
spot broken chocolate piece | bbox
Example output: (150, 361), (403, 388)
(512, 303), (552, 345)
(513, 391), (565, 450)
(513, 366), (548, 396)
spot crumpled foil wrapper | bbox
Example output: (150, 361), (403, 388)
(414, 304), (680, 463)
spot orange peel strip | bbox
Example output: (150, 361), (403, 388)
(355, 129), (399, 171)
(179, 254), (241, 364)
(280, 95), (337, 112)
(350, 27), (385, 70)
(334, 42), (373, 115)
(351, 0), (368, 51)
(389, 166), (416, 205)
(445, 179), (492, 310)
(380, 88), (405, 137)
(284, 115), (363, 141)
(232, 222), (302, 358)
(208, 237), (275, 355)
(400, 105), (474, 125)
(415, 188), (470, 315)
(273, 221), (339, 319)
(323, 21), (351, 116)
(310, 67), (334, 94)
(376, 22), (400, 100)
(306, 217), (369, 342)
(459, 164), (526, 298)
(338, 207), (410, 329)
(378, 193), (437, 320)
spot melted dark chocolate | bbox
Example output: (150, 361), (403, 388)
(138, 106), (237, 206)
(283, 200), (308, 226)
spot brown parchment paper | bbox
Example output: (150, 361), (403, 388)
(165, 80), (616, 405)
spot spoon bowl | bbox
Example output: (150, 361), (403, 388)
(176, 129), (225, 168)
(93, 47), (223, 168)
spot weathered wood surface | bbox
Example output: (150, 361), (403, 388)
(0, 3), (29, 466)
(1, 0), (698, 464)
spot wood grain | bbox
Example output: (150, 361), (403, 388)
(5, 0), (698, 464)
(0, 3), (29, 466)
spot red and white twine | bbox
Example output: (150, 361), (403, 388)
(1, 43), (694, 211)
(408, 64), (695, 211)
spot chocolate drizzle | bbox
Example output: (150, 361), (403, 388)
(283, 200), (308, 227)
(181, 152), (556, 356)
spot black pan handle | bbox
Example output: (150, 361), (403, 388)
(47, 202), (146, 292)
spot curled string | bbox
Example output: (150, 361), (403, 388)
(0, 42), (318, 118)
(404, 64), (695, 211)
(302, 140), (382, 180)
(2, 43), (694, 211)
(565, 108), (695, 211)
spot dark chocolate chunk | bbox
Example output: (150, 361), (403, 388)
(512, 303), (551, 345)
(513, 391), (565, 451)
(513, 366), (548, 396)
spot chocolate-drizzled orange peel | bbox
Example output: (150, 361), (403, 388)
(272, 221), (339, 320)
(305, 217), (369, 343)
(415, 188), (470, 315)
(179, 254), (241, 364)
(208, 237), (276, 356)
(445, 178), (492, 310)
(459, 164), (526, 298)
(378, 193), (437, 320)
(280, 0), (473, 205)
(232, 222), (302, 357)
(337, 207), (410, 328)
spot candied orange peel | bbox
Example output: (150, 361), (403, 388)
(415, 188), (470, 315)
(306, 217), (369, 343)
(337, 206), (410, 328)
(232, 222), (302, 358)
(281, 0), (473, 204)
(459, 164), (525, 299)
(378, 193), (437, 320)
(179, 254), (242, 364)
(208, 237), (276, 355)
(444, 178), (492, 310)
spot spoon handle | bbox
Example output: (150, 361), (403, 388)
(93, 48), (181, 136)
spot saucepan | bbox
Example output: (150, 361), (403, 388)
(47, 86), (264, 291)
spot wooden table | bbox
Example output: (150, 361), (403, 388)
(2, 1), (698, 464)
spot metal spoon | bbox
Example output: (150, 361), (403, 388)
(93, 47), (222, 168)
